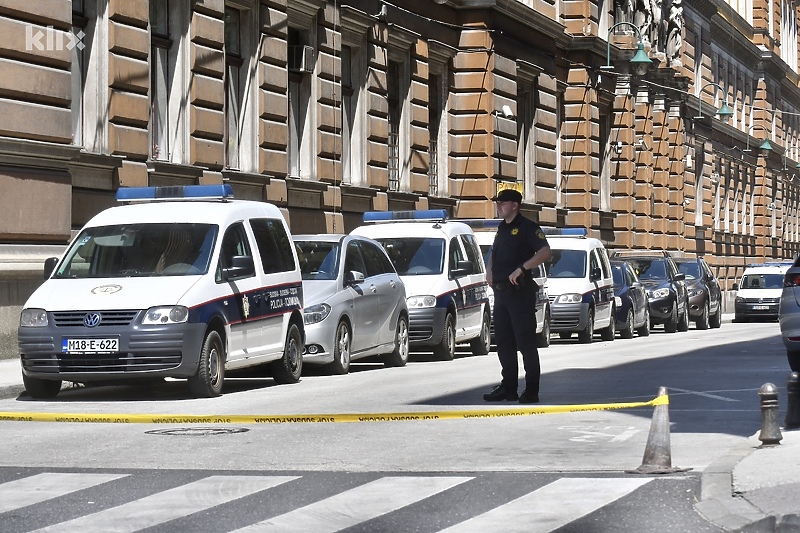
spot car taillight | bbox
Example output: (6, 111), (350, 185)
(784, 273), (800, 287)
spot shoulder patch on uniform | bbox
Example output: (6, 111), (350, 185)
(535, 229), (546, 239)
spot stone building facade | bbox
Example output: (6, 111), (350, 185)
(0, 0), (799, 356)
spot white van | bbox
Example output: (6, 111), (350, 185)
(468, 223), (551, 348)
(734, 262), (793, 322)
(18, 185), (305, 399)
(351, 210), (491, 360)
(544, 229), (615, 343)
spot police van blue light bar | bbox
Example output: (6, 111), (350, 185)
(542, 227), (587, 237)
(462, 219), (502, 229)
(363, 209), (448, 223)
(116, 184), (234, 202)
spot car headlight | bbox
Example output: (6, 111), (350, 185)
(303, 303), (331, 325)
(735, 296), (745, 304)
(688, 288), (703, 297)
(649, 288), (670, 299)
(556, 293), (582, 304)
(20, 308), (48, 327)
(142, 306), (189, 325)
(407, 295), (437, 308)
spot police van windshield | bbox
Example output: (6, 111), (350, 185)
(54, 223), (218, 278)
(295, 241), (340, 281)
(741, 274), (784, 289)
(378, 238), (445, 276)
(546, 249), (587, 278)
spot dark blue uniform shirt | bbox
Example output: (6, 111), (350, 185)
(491, 214), (549, 280)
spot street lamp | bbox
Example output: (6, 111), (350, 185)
(600, 22), (652, 76)
(745, 124), (774, 158)
(693, 83), (733, 121)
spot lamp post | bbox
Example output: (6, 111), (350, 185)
(745, 124), (774, 158)
(601, 22), (652, 76)
(693, 83), (733, 121)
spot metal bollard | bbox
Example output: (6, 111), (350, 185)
(786, 372), (800, 429)
(758, 383), (783, 446)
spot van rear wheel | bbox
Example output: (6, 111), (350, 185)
(22, 375), (62, 399)
(271, 324), (303, 384)
(188, 330), (225, 398)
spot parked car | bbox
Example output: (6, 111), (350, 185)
(610, 252), (688, 333)
(293, 234), (409, 374)
(735, 262), (793, 322)
(471, 225), (551, 348)
(779, 256), (800, 371)
(610, 259), (650, 338)
(672, 256), (723, 329)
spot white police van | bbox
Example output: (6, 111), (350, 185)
(18, 184), (305, 399)
(545, 228), (615, 343)
(466, 220), (551, 348)
(351, 210), (490, 360)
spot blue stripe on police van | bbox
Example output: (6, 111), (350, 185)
(189, 282), (303, 326)
(435, 282), (490, 311)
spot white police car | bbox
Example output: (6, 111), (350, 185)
(351, 210), (490, 360)
(467, 220), (551, 348)
(545, 229), (615, 343)
(18, 184), (305, 398)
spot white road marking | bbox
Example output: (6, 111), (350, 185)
(0, 473), (128, 513)
(436, 477), (653, 533)
(30, 475), (298, 533)
(231, 476), (473, 532)
(669, 387), (739, 402)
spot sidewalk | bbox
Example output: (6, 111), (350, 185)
(0, 352), (798, 531)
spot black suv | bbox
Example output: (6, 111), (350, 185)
(610, 252), (689, 333)
(672, 256), (722, 330)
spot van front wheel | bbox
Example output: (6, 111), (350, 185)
(272, 324), (303, 384)
(434, 313), (455, 361)
(188, 330), (225, 398)
(23, 375), (62, 399)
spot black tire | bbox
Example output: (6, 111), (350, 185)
(677, 306), (690, 332)
(22, 375), (62, 399)
(637, 307), (651, 337)
(327, 320), (351, 375)
(788, 351), (800, 372)
(709, 303), (722, 328)
(696, 301), (710, 330)
(578, 308), (594, 344)
(559, 332), (572, 340)
(384, 315), (409, 367)
(470, 310), (491, 356)
(433, 313), (455, 361)
(188, 330), (225, 398)
(620, 308), (634, 339)
(665, 303), (678, 333)
(537, 309), (551, 348)
(271, 323), (303, 384)
(600, 306), (615, 341)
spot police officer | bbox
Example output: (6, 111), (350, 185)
(484, 189), (552, 404)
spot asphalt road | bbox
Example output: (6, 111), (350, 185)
(0, 320), (787, 531)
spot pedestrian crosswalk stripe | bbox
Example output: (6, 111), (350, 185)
(0, 473), (127, 514)
(30, 475), (298, 533)
(436, 477), (653, 533)
(231, 476), (473, 532)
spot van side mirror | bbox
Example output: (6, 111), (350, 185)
(451, 260), (473, 277)
(44, 257), (59, 279)
(590, 267), (602, 281)
(733, 283), (739, 290)
(223, 255), (255, 280)
(674, 273), (685, 281)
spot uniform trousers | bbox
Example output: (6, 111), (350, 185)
(492, 284), (540, 394)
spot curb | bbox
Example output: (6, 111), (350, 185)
(0, 383), (24, 400)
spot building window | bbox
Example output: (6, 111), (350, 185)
(599, 102), (613, 211)
(287, 26), (313, 178)
(224, 7), (243, 170)
(71, 0), (87, 147)
(782, 0), (799, 71)
(428, 73), (440, 196)
(341, 45), (353, 185)
(388, 60), (401, 192)
(517, 82), (535, 202)
(150, 0), (171, 161)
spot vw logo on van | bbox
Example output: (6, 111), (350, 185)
(91, 284), (122, 294)
(83, 313), (102, 327)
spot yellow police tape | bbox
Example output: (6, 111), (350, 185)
(0, 395), (667, 424)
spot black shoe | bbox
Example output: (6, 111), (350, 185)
(483, 385), (518, 402)
(519, 390), (540, 404)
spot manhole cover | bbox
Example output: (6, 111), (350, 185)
(145, 427), (249, 436)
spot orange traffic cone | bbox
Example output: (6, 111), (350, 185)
(627, 387), (692, 474)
